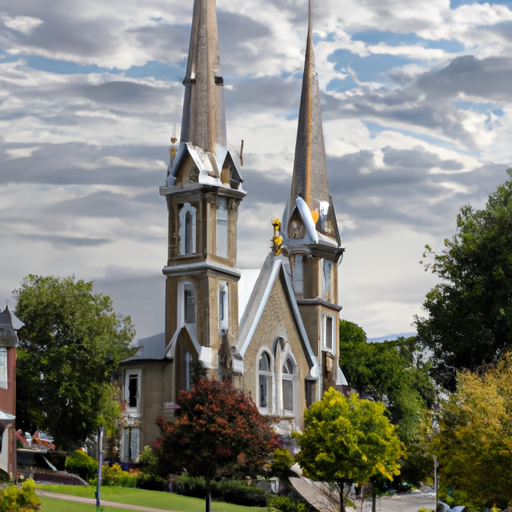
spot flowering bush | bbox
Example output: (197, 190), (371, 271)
(0, 478), (41, 511)
(64, 450), (98, 482)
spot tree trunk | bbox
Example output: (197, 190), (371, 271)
(205, 475), (211, 512)
(339, 483), (345, 512)
(371, 485), (377, 512)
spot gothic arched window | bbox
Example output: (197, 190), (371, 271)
(179, 203), (197, 255)
(282, 358), (295, 414)
(258, 352), (272, 411)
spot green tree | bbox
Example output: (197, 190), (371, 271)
(339, 322), (435, 444)
(155, 377), (280, 512)
(431, 352), (512, 509)
(15, 275), (135, 449)
(415, 170), (512, 390)
(293, 389), (403, 512)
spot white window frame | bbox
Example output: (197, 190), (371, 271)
(293, 255), (304, 295)
(321, 259), (335, 303)
(0, 348), (7, 389)
(178, 282), (197, 333)
(257, 349), (274, 414)
(179, 203), (197, 255)
(281, 357), (296, 416)
(322, 313), (336, 354)
(216, 197), (228, 258)
(218, 281), (229, 333)
(124, 369), (141, 416)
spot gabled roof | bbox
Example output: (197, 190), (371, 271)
(236, 253), (318, 370)
(122, 332), (166, 362)
(0, 305), (22, 348)
(165, 142), (245, 194)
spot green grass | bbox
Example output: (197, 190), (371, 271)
(40, 497), (138, 512)
(37, 485), (266, 512)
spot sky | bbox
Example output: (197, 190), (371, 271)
(1, 0), (512, 339)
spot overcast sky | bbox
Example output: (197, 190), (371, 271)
(1, 0), (512, 338)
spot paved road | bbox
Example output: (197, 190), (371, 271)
(370, 493), (437, 512)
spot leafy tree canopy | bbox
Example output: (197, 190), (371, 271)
(431, 352), (512, 509)
(155, 376), (280, 512)
(415, 170), (512, 390)
(293, 389), (403, 512)
(14, 275), (136, 449)
(339, 321), (435, 444)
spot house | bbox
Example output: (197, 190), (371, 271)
(118, 0), (348, 461)
(0, 306), (21, 480)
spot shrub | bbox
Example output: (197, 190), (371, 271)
(136, 446), (167, 491)
(268, 494), (311, 512)
(173, 474), (207, 499)
(101, 464), (138, 487)
(173, 475), (268, 507)
(0, 478), (41, 511)
(136, 472), (167, 491)
(216, 480), (267, 507)
(64, 450), (98, 482)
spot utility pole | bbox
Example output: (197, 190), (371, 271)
(95, 427), (105, 512)
(433, 455), (438, 511)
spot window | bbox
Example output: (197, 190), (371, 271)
(0, 348), (7, 389)
(258, 352), (272, 411)
(322, 313), (335, 352)
(124, 369), (141, 415)
(128, 374), (138, 408)
(216, 197), (228, 258)
(184, 286), (196, 324)
(179, 203), (196, 255)
(183, 351), (193, 391)
(282, 358), (295, 414)
(321, 259), (335, 302)
(293, 255), (304, 295)
(305, 380), (315, 409)
(219, 282), (228, 332)
(122, 428), (139, 462)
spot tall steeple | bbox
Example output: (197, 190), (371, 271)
(160, 0), (245, 397)
(290, 0), (330, 210)
(180, 0), (227, 153)
(283, 0), (342, 252)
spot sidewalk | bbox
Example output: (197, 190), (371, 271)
(36, 490), (187, 512)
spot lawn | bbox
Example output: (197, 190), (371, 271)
(37, 485), (266, 512)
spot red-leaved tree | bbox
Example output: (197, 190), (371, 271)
(155, 377), (280, 512)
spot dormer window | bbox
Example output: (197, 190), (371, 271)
(179, 203), (197, 255)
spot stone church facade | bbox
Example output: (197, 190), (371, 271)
(119, 0), (348, 461)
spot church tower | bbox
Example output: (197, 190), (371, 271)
(160, 0), (245, 398)
(282, 0), (345, 394)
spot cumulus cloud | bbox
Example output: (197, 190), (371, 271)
(1, 0), (512, 337)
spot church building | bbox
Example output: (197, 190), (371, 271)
(119, 0), (348, 461)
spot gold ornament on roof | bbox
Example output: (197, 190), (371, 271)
(272, 219), (283, 256)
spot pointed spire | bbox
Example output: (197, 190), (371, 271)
(289, 0), (330, 208)
(180, 0), (227, 153)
